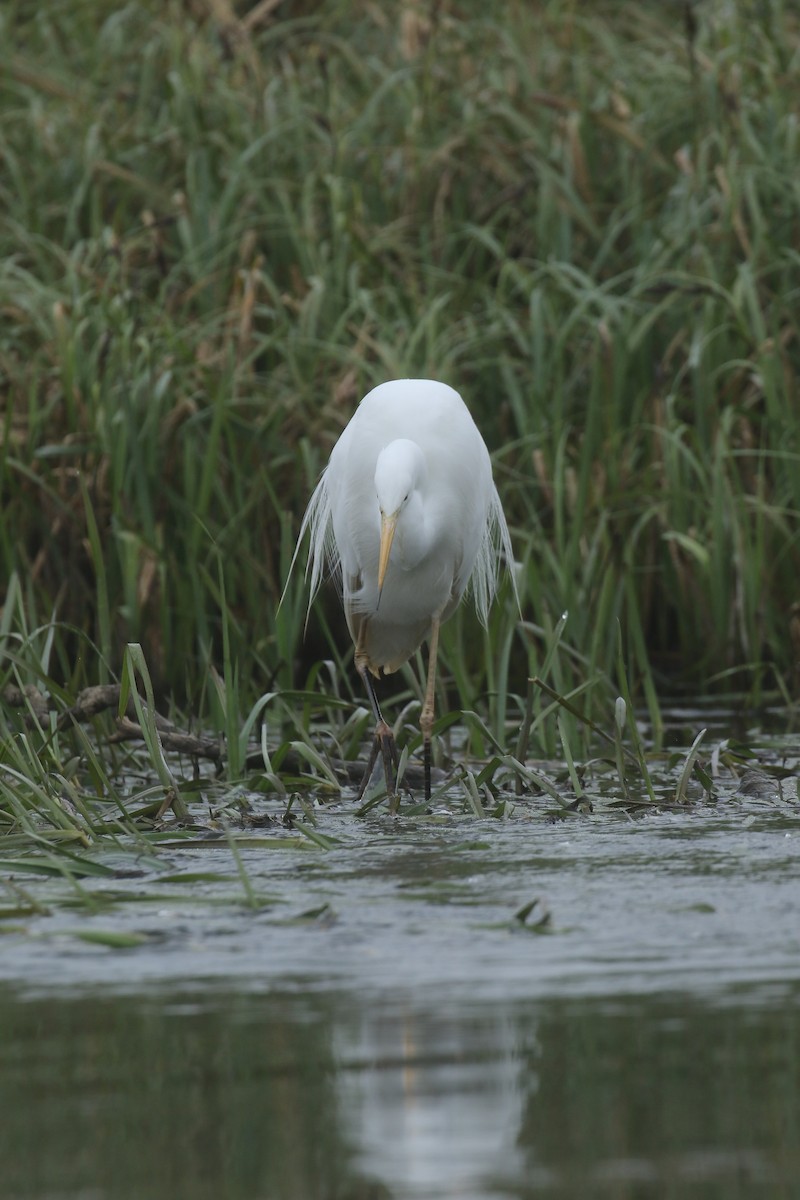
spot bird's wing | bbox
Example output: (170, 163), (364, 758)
(468, 483), (519, 625)
(280, 468), (340, 621)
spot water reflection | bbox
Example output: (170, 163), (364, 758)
(337, 1007), (524, 1197)
(2, 984), (798, 1199)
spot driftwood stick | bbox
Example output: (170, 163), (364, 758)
(1, 684), (50, 725)
(110, 715), (222, 762)
(2, 683), (156, 728)
(58, 684), (176, 732)
(2, 682), (220, 762)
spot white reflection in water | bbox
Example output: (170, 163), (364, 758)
(335, 1010), (532, 1198)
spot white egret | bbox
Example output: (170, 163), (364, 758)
(290, 378), (516, 801)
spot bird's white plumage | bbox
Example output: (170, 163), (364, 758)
(294, 378), (515, 675)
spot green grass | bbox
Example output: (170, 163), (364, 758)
(2, 1), (800, 843)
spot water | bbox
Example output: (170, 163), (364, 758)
(2, 984), (799, 1198)
(2, 791), (799, 1198)
(3, 984), (796, 1200)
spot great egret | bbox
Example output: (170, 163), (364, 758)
(290, 378), (516, 801)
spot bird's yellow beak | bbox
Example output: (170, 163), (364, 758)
(377, 512), (398, 594)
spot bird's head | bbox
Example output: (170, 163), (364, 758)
(374, 438), (427, 592)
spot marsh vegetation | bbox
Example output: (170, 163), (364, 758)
(2, 1), (799, 853)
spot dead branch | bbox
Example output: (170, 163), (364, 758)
(110, 715), (222, 762)
(2, 682), (221, 762)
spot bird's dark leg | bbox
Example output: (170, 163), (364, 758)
(355, 650), (399, 800)
(419, 615), (441, 803)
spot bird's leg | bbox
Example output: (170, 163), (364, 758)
(355, 649), (399, 800)
(420, 615), (441, 803)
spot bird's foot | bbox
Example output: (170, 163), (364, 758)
(357, 718), (400, 802)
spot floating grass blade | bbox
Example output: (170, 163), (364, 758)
(499, 756), (568, 808)
(287, 739), (340, 791)
(220, 820), (259, 910)
(459, 767), (486, 818)
(513, 898), (552, 934)
(674, 728), (708, 805)
(73, 930), (152, 949)
(293, 822), (338, 850)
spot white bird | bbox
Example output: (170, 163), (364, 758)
(289, 378), (516, 801)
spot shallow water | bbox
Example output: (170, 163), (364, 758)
(2, 798), (799, 998)
(3, 979), (799, 1198)
(2, 709), (799, 1198)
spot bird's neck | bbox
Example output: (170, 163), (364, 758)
(394, 490), (431, 570)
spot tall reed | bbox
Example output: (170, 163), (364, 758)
(1, 0), (798, 748)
